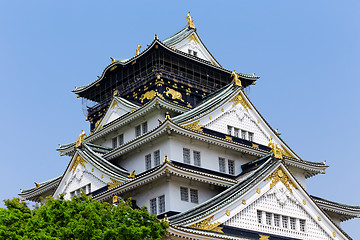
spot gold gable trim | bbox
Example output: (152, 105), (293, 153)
(107, 178), (123, 190)
(264, 167), (298, 194)
(189, 215), (223, 233)
(230, 93), (251, 111)
(70, 155), (87, 174)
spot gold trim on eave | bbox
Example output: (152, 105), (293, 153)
(183, 120), (204, 132)
(107, 178), (123, 190)
(264, 167), (298, 194)
(189, 215), (223, 233)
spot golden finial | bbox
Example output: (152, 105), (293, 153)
(135, 45), (141, 56)
(163, 154), (170, 163)
(113, 90), (118, 96)
(268, 135), (283, 159)
(231, 70), (242, 87)
(186, 12), (195, 29)
(112, 195), (118, 204)
(163, 214), (169, 222)
(129, 170), (136, 179)
(110, 57), (116, 63)
(165, 112), (171, 120)
(35, 182), (40, 188)
(76, 130), (87, 148)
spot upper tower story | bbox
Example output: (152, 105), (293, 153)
(73, 12), (259, 132)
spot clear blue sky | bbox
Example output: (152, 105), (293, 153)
(0, 0), (359, 238)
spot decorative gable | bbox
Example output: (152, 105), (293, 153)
(181, 164), (347, 240)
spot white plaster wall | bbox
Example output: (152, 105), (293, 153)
(168, 135), (254, 175)
(288, 166), (307, 190)
(116, 136), (170, 174)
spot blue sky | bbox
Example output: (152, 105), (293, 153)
(0, 0), (359, 238)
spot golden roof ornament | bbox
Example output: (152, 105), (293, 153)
(268, 135), (283, 159)
(231, 70), (242, 87)
(163, 154), (170, 163)
(186, 12), (195, 29)
(76, 130), (87, 148)
(110, 57), (116, 63)
(113, 90), (118, 96)
(135, 45), (141, 56)
(165, 112), (171, 120)
(129, 170), (136, 179)
(163, 214), (169, 222)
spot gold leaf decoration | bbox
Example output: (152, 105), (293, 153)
(230, 93), (251, 111)
(70, 155), (87, 174)
(164, 87), (184, 102)
(139, 90), (156, 103)
(264, 167), (298, 194)
(183, 120), (203, 132)
(107, 178), (123, 190)
(189, 215), (223, 233)
(259, 234), (270, 240)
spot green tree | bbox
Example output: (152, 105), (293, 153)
(0, 194), (168, 240)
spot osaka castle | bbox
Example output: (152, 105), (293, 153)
(19, 13), (359, 240)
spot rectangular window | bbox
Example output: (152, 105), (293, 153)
(118, 134), (124, 145)
(234, 128), (239, 137)
(241, 130), (246, 139)
(180, 187), (188, 201)
(248, 132), (254, 141)
(228, 160), (235, 175)
(257, 210), (262, 223)
(227, 126), (232, 135)
(183, 148), (190, 164)
(145, 154), (152, 170)
(219, 157), (226, 173)
(135, 125), (141, 137)
(158, 195), (165, 213)
(154, 150), (160, 167)
(190, 189), (198, 203)
(282, 216), (288, 228)
(150, 198), (157, 215)
(290, 217), (296, 230)
(299, 219), (305, 232)
(112, 137), (117, 148)
(266, 212), (272, 225)
(274, 214), (280, 227)
(193, 151), (201, 167)
(142, 122), (148, 134)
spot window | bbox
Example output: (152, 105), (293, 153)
(228, 160), (235, 175)
(274, 214), (280, 227)
(188, 49), (192, 55)
(227, 126), (232, 135)
(299, 219), (306, 232)
(290, 217), (296, 230)
(190, 189), (198, 203)
(135, 122), (147, 137)
(248, 132), (254, 141)
(241, 130), (246, 139)
(145, 154), (151, 170)
(257, 210), (262, 224)
(193, 51), (197, 57)
(158, 195), (165, 213)
(150, 198), (157, 215)
(112, 137), (117, 148)
(70, 184), (91, 198)
(193, 151), (201, 167)
(219, 157), (225, 173)
(142, 122), (148, 134)
(118, 134), (124, 145)
(282, 216), (288, 228)
(234, 128), (239, 137)
(183, 148), (190, 164)
(135, 125), (141, 137)
(180, 187), (189, 201)
(154, 150), (160, 166)
(266, 212), (272, 225)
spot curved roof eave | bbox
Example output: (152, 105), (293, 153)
(73, 36), (259, 96)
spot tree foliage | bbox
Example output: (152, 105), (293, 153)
(0, 194), (168, 240)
